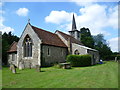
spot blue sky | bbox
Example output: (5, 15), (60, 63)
(0, 1), (119, 52)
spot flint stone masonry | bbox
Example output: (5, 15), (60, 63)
(41, 45), (67, 66)
(72, 43), (87, 55)
(72, 43), (99, 65)
(87, 49), (99, 65)
(17, 23), (41, 68)
(8, 53), (17, 66)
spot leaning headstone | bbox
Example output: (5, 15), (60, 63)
(19, 62), (24, 70)
(11, 64), (16, 74)
(9, 64), (13, 71)
(36, 65), (41, 72)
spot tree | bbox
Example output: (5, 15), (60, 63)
(80, 27), (94, 48)
(2, 32), (19, 65)
(93, 34), (112, 60)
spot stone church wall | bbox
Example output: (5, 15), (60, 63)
(17, 24), (41, 68)
(87, 50), (99, 65)
(41, 45), (67, 66)
(72, 43), (99, 65)
(8, 53), (17, 66)
(72, 43), (87, 55)
(17, 44), (41, 68)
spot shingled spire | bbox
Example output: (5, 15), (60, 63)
(72, 14), (77, 30)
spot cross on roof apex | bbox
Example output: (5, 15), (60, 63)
(28, 18), (30, 23)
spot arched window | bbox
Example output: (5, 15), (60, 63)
(74, 49), (79, 55)
(23, 35), (33, 57)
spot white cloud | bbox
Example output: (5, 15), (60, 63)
(69, 0), (119, 3)
(16, 8), (29, 16)
(0, 2), (3, 7)
(0, 17), (14, 33)
(76, 4), (109, 35)
(69, 0), (96, 7)
(45, 3), (117, 36)
(45, 10), (73, 24)
(0, 10), (5, 14)
(45, 2), (118, 52)
(107, 6), (118, 29)
(108, 37), (119, 52)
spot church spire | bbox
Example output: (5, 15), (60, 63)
(72, 14), (77, 31)
(69, 13), (81, 41)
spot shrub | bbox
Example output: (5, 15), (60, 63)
(66, 54), (92, 67)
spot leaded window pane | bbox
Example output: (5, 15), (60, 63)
(23, 35), (33, 57)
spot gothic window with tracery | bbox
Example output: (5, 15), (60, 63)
(23, 35), (32, 57)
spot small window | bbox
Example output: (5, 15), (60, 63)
(77, 32), (80, 38)
(87, 49), (89, 53)
(47, 48), (50, 56)
(12, 53), (15, 61)
(61, 49), (64, 56)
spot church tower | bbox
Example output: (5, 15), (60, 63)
(69, 14), (81, 41)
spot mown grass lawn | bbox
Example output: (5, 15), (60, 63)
(2, 61), (118, 88)
(0, 70), (2, 89)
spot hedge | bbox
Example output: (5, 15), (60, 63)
(66, 54), (92, 67)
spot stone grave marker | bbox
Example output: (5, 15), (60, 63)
(10, 64), (16, 74)
(36, 65), (41, 72)
(19, 62), (24, 70)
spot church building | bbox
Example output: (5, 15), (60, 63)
(7, 14), (99, 68)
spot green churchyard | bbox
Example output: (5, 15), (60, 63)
(2, 61), (118, 88)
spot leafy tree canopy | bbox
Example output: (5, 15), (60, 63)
(80, 27), (94, 48)
(2, 32), (19, 65)
(80, 27), (113, 60)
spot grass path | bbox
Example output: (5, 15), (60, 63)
(2, 61), (118, 88)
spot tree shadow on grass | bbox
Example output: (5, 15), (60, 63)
(40, 70), (45, 72)
(71, 62), (106, 68)
(88, 62), (106, 68)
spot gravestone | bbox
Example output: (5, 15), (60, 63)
(36, 65), (41, 72)
(9, 64), (12, 71)
(115, 57), (117, 62)
(59, 63), (71, 69)
(10, 64), (16, 74)
(19, 62), (24, 70)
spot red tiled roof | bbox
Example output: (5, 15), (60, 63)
(7, 41), (17, 53)
(56, 30), (83, 45)
(31, 25), (67, 48)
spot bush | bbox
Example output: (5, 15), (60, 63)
(66, 54), (92, 67)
